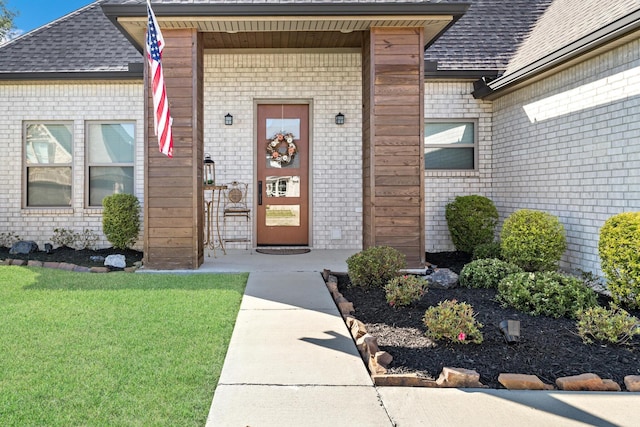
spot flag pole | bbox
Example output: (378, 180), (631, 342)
(146, 0), (174, 158)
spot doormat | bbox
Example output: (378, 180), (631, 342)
(256, 248), (311, 255)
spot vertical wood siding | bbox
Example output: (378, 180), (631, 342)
(363, 27), (425, 267)
(144, 29), (204, 269)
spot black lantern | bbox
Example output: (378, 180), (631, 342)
(335, 112), (345, 125)
(204, 154), (216, 185)
(225, 113), (233, 126)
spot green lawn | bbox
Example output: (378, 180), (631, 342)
(0, 266), (247, 426)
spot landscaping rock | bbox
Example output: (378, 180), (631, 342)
(11, 259), (26, 266)
(90, 267), (110, 273)
(426, 268), (458, 289)
(27, 260), (44, 267)
(436, 367), (485, 388)
(58, 262), (77, 271)
(624, 375), (640, 392)
(498, 373), (554, 390)
(104, 254), (126, 269)
(334, 294), (354, 316)
(326, 280), (339, 297)
(556, 373), (621, 391)
(9, 240), (38, 255)
(356, 333), (387, 375)
(345, 316), (368, 340)
(90, 255), (105, 263)
(375, 351), (393, 368)
(372, 374), (438, 387)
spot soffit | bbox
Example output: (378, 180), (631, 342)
(117, 15), (454, 49)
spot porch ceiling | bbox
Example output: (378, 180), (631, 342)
(116, 15), (455, 50)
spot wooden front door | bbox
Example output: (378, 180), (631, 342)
(256, 104), (309, 246)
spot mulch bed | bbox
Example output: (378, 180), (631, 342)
(337, 252), (640, 389)
(0, 246), (143, 269)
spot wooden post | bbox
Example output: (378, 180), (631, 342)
(143, 29), (204, 269)
(362, 27), (425, 267)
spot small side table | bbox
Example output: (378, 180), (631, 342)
(204, 184), (227, 257)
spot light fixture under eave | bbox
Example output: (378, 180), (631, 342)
(225, 113), (233, 126)
(335, 112), (345, 125)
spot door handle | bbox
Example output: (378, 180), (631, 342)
(258, 181), (262, 205)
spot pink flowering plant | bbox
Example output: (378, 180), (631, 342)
(384, 275), (428, 307)
(423, 299), (484, 344)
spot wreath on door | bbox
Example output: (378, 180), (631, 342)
(266, 132), (297, 166)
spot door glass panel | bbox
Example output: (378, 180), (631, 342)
(265, 118), (301, 169)
(266, 118), (300, 139)
(266, 176), (300, 198)
(265, 205), (300, 227)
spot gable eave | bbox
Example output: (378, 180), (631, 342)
(482, 7), (640, 100)
(102, 2), (469, 51)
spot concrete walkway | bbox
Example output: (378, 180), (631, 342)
(197, 250), (639, 427)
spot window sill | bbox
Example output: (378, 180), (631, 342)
(425, 170), (480, 178)
(21, 208), (74, 215)
(20, 208), (104, 216)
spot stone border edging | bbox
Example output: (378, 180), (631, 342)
(322, 270), (640, 392)
(1, 258), (140, 273)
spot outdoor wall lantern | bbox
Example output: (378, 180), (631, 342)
(204, 153), (216, 185)
(224, 113), (233, 126)
(335, 112), (345, 125)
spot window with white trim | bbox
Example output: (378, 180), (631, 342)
(424, 120), (476, 170)
(24, 122), (73, 207)
(86, 122), (135, 207)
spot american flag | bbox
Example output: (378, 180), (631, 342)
(146, 1), (173, 158)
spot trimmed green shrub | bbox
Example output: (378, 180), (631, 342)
(445, 195), (498, 254)
(472, 242), (502, 260)
(102, 193), (140, 250)
(347, 246), (406, 289)
(598, 212), (640, 309)
(497, 271), (598, 318)
(423, 300), (483, 344)
(576, 303), (640, 345)
(384, 275), (428, 307)
(459, 258), (523, 289)
(501, 209), (567, 271)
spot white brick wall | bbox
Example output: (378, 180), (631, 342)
(0, 81), (145, 249)
(6, 42), (632, 272)
(492, 39), (640, 275)
(203, 51), (363, 249)
(423, 81), (494, 252)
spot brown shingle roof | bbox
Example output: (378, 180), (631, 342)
(0, 1), (142, 77)
(424, 0), (554, 73)
(505, 0), (640, 75)
(2, 0), (638, 82)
